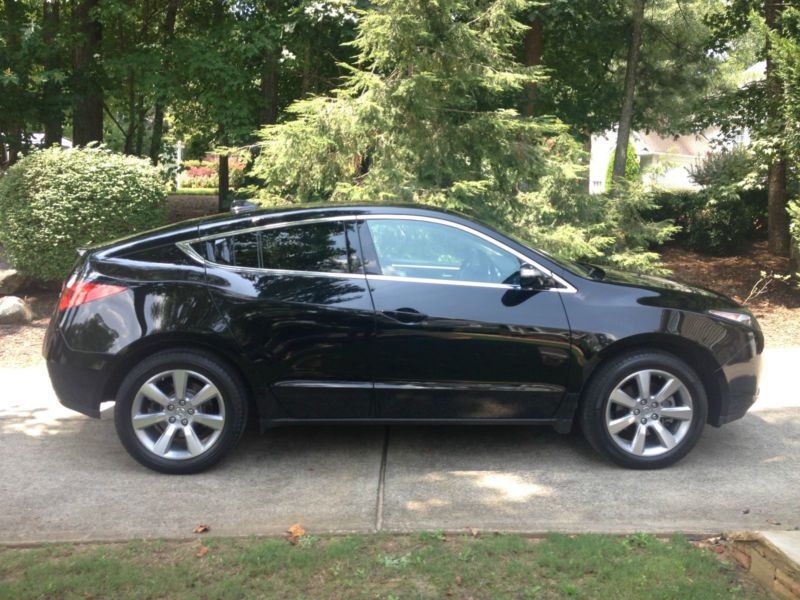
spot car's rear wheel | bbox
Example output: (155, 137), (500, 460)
(114, 350), (248, 474)
(579, 351), (708, 469)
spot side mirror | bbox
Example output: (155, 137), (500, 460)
(519, 264), (555, 290)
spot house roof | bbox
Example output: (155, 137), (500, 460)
(634, 130), (714, 158)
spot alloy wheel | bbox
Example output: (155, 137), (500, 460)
(131, 369), (226, 460)
(604, 368), (694, 457)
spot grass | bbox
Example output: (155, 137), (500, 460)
(0, 533), (765, 599)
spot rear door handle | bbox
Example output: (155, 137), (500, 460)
(382, 308), (428, 324)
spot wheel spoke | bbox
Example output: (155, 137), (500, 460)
(608, 414), (637, 435)
(193, 413), (224, 430)
(636, 371), (651, 399)
(651, 421), (677, 450)
(141, 383), (171, 407)
(610, 388), (638, 409)
(189, 383), (219, 408)
(631, 424), (647, 455)
(654, 378), (681, 404)
(660, 406), (693, 421)
(132, 412), (167, 430)
(172, 370), (189, 402)
(153, 423), (178, 455)
(184, 425), (204, 456)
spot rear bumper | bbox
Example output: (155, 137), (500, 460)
(45, 330), (112, 419)
(710, 337), (763, 427)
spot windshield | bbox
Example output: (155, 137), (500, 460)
(486, 222), (595, 278)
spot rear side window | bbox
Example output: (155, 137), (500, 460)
(231, 233), (259, 268)
(260, 221), (354, 273)
(194, 221), (360, 273)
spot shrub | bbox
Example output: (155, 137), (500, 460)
(605, 143), (641, 192)
(0, 145), (167, 281)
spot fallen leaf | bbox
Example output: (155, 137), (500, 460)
(742, 509), (750, 514)
(455, 575), (462, 585)
(468, 528), (479, 538)
(193, 524), (210, 534)
(287, 523), (305, 545)
(196, 545), (209, 558)
(767, 519), (782, 526)
(712, 545), (725, 554)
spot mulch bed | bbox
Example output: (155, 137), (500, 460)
(1, 241), (798, 368)
(659, 241), (800, 348)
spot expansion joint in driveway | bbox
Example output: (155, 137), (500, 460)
(374, 426), (390, 532)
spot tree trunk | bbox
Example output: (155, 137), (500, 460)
(218, 152), (230, 212)
(149, 0), (179, 164)
(522, 17), (543, 117)
(72, 0), (104, 145)
(43, 0), (63, 147)
(767, 159), (790, 256)
(3, 0), (24, 162)
(765, 0), (791, 256)
(259, 47), (280, 125)
(301, 41), (314, 95)
(612, 0), (646, 183)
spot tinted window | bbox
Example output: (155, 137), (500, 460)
(231, 233), (259, 268)
(261, 221), (354, 273)
(367, 219), (520, 284)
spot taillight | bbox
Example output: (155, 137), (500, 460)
(58, 281), (128, 311)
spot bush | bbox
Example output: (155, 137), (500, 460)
(0, 145), (167, 281)
(650, 147), (767, 255)
(605, 143), (641, 192)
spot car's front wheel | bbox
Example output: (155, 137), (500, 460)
(579, 351), (708, 469)
(114, 350), (248, 474)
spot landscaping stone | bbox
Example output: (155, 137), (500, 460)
(0, 296), (33, 324)
(0, 269), (26, 295)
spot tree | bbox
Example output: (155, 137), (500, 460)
(704, 0), (800, 257)
(72, 0), (103, 145)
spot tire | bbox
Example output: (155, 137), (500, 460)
(579, 351), (708, 469)
(114, 349), (248, 474)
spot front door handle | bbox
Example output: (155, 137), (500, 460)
(382, 308), (428, 324)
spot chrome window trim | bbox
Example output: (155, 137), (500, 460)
(175, 213), (577, 293)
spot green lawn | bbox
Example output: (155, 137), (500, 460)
(0, 532), (765, 599)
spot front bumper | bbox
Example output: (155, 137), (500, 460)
(710, 338), (763, 427)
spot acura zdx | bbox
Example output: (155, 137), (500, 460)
(44, 205), (763, 473)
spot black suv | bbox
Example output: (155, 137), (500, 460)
(44, 205), (763, 473)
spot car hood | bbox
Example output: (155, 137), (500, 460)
(592, 266), (744, 312)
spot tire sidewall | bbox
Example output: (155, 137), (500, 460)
(114, 351), (247, 474)
(582, 352), (708, 469)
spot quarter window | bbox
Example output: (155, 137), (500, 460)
(366, 219), (520, 284)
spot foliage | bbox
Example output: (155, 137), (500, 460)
(0, 146), (166, 280)
(528, 0), (725, 137)
(253, 0), (673, 272)
(605, 143), (640, 192)
(680, 146), (766, 255)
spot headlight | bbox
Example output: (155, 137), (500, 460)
(708, 309), (752, 327)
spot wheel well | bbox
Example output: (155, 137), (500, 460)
(580, 334), (726, 425)
(101, 339), (260, 419)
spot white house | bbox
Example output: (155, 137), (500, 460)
(589, 128), (717, 194)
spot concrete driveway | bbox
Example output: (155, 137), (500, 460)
(1, 349), (798, 544)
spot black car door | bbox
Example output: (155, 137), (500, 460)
(201, 218), (376, 419)
(358, 216), (572, 420)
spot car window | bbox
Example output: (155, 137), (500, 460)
(366, 219), (520, 284)
(260, 221), (354, 273)
(231, 233), (260, 268)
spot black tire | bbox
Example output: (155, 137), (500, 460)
(579, 350), (708, 469)
(114, 349), (248, 474)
